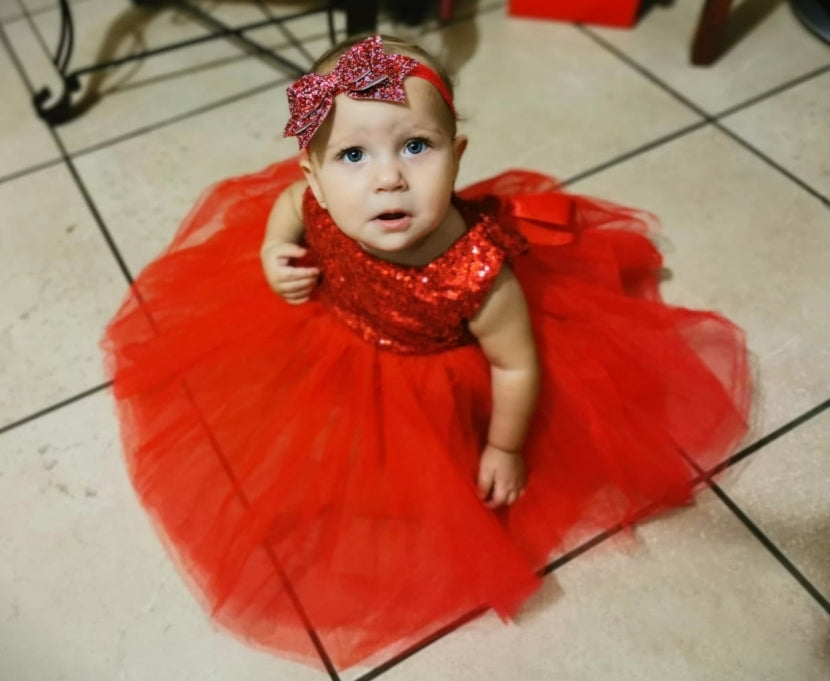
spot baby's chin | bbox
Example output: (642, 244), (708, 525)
(357, 238), (416, 256)
(357, 231), (437, 263)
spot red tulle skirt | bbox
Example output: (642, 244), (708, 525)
(102, 159), (750, 669)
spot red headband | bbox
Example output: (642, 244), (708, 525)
(284, 35), (455, 149)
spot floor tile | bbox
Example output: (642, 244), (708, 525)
(569, 125), (830, 439)
(0, 163), (125, 429)
(71, 33), (326, 275)
(207, 0), (342, 43)
(720, 69), (830, 199)
(422, 10), (703, 186)
(19, 0), (87, 12)
(723, 407), (830, 602)
(370, 490), (829, 681)
(590, 0), (830, 115)
(0, 0), (22, 22)
(3, 0), (333, 153)
(0, 0), (90, 23)
(0, 32), (61, 179)
(0, 391), (326, 681)
(376, 0), (505, 36)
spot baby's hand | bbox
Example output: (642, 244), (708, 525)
(261, 242), (320, 304)
(477, 444), (526, 510)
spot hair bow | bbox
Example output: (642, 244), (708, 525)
(284, 36), (420, 149)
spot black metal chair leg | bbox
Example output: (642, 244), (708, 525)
(32, 0), (342, 126)
(33, 0), (82, 124)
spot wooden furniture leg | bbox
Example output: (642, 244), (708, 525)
(691, 0), (735, 65)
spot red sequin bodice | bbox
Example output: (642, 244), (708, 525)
(303, 190), (528, 354)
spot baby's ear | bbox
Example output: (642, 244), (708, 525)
(452, 134), (468, 175)
(299, 152), (326, 209)
(453, 134), (468, 159)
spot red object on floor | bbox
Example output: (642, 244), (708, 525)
(509, 0), (640, 27)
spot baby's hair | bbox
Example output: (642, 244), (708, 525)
(310, 34), (458, 136)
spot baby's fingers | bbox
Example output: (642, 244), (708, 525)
(269, 268), (319, 297)
(279, 279), (317, 305)
(277, 264), (319, 280)
(488, 478), (525, 509)
(283, 292), (313, 305)
(277, 276), (317, 294)
(486, 479), (511, 509)
(477, 466), (495, 502)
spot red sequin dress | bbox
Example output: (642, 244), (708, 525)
(102, 158), (750, 670)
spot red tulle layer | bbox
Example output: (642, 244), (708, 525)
(102, 159), (750, 669)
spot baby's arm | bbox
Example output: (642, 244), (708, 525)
(468, 266), (540, 509)
(261, 180), (319, 304)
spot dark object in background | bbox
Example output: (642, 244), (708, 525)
(386, 0), (433, 26)
(790, 0), (830, 43)
(338, 0), (438, 34)
(692, 0), (830, 65)
(338, 0), (380, 35)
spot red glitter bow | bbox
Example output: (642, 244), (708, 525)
(284, 36), (451, 149)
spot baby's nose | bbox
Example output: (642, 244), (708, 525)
(374, 159), (406, 191)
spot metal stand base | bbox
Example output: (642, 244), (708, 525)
(33, 0), (363, 125)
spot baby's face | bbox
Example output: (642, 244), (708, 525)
(301, 77), (466, 258)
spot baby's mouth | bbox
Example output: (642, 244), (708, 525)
(374, 212), (412, 232)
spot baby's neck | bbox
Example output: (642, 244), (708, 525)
(361, 203), (467, 268)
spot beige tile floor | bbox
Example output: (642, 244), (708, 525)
(1, 1), (829, 679)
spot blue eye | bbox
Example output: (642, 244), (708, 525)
(340, 148), (364, 163)
(404, 139), (428, 155)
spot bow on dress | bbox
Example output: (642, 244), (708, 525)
(460, 172), (578, 247)
(507, 193), (576, 246)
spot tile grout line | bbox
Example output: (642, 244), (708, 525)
(0, 152), (64, 185)
(710, 121), (830, 206)
(351, 607), (489, 681)
(709, 396), (830, 477)
(0, 0), (96, 27)
(708, 480), (830, 615)
(561, 119), (710, 187)
(68, 73), (293, 160)
(351, 393), (830, 679)
(3, 9), (136, 287)
(0, 7), (65, 185)
(0, 382), (112, 437)
(578, 26), (830, 205)
(712, 61), (830, 120)
(576, 25), (718, 117)
(679, 447), (830, 617)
